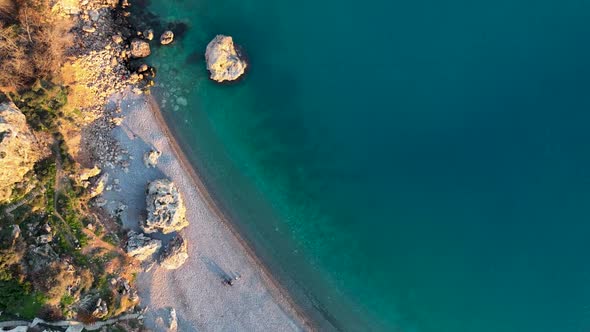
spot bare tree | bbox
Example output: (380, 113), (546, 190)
(0, 0), (73, 90)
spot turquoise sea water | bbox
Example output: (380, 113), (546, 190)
(133, 0), (590, 330)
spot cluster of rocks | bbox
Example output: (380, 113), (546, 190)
(78, 275), (138, 319)
(83, 105), (131, 170)
(0, 102), (45, 201)
(66, 3), (134, 112)
(124, 179), (189, 269)
(61, 0), (175, 169)
(93, 298), (109, 318)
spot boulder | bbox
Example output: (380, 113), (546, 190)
(82, 25), (96, 33)
(143, 149), (161, 168)
(144, 29), (154, 41)
(167, 307), (178, 331)
(142, 179), (188, 234)
(0, 102), (43, 202)
(160, 234), (188, 269)
(126, 231), (162, 261)
(130, 39), (151, 58)
(205, 35), (247, 82)
(11, 224), (20, 241)
(88, 173), (108, 198)
(160, 31), (174, 45)
(112, 34), (124, 44)
(78, 165), (101, 182)
(138, 64), (149, 73)
(58, 0), (80, 15)
(36, 234), (53, 244)
(92, 298), (108, 318)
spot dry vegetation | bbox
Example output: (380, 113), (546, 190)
(0, 0), (73, 91)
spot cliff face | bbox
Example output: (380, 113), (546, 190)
(0, 102), (43, 201)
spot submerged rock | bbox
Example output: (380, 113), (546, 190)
(0, 102), (43, 202)
(160, 234), (188, 269)
(205, 35), (247, 82)
(130, 39), (151, 58)
(160, 31), (174, 45)
(142, 179), (188, 234)
(126, 231), (162, 261)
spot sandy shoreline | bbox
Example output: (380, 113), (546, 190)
(100, 90), (313, 331)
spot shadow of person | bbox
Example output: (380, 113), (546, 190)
(200, 255), (232, 283)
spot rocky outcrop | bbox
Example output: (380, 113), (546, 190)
(160, 31), (174, 45)
(78, 165), (101, 182)
(26, 244), (59, 273)
(92, 298), (108, 318)
(160, 234), (188, 269)
(126, 231), (162, 261)
(205, 35), (247, 82)
(130, 39), (151, 58)
(0, 102), (43, 202)
(88, 173), (108, 198)
(142, 179), (188, 234)
(143, 149), (161, 168)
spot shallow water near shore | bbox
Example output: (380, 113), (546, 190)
(133, 0), (590, 330)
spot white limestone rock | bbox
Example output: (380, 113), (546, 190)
(160, 31), (174, 45)
(205, 35), (247, 82)
(143, 149), (161, 168)
(142, 179), (188, 234)
(0, 102), (43, 202)
(160, 234), (188, 269)
(126, 231), (162, 261)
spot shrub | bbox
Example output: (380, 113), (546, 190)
(0, 278), (27, 310)
(11, 80), (68, 132)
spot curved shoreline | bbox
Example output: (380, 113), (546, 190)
(143, 94), (316, 330)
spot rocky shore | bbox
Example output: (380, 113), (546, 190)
(1, 0), (310, 329)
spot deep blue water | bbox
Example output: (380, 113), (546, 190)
(134, 0), (590, 330)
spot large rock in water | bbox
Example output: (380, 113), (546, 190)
(126, 231), (162, 261)
(160, 31), (174, 45)
(0, 102), (43, 201)
(160, 234), (188, 269)
(205, 35), (247, 82)
(142, 179), (188, 234)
